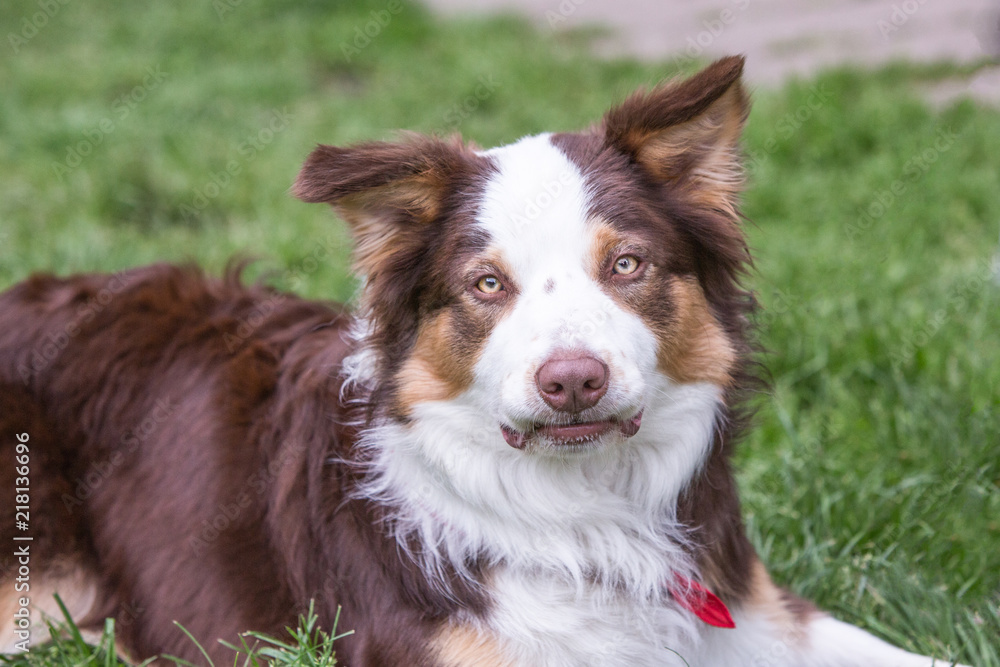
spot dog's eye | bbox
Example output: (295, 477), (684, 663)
(476, 275), (504, 294)
(612, 255), (640, 275)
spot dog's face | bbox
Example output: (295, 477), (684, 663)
(295, 56), (750, 456)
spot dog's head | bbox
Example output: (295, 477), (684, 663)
(295, 56), (751, 456)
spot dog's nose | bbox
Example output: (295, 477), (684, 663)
(535, 353), (609, 413)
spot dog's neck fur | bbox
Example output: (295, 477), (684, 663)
(343, 329), (724, 602)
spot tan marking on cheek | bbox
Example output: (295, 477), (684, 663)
(394, 248), (520, 416)
(658, 276), (735, 386)
(587, 220), (628, 276)
(584, 221), (735, 386)
(433, 623), (515, 667)
(395, 310), (480, 414)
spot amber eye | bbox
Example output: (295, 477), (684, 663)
(476, 275), (504, 294)
(612, 255), (640, 275)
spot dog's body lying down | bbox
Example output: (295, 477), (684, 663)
(0, 57), (966, 666)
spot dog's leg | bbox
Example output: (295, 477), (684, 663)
(797, 615), (967, 667)
(696, 562), (968, 667)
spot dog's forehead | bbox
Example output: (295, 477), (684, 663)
(476, 133), (595, 284)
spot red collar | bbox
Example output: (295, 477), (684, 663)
(669, 575), (736, 629)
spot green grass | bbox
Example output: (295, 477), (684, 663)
(0, 595), (149, 667)
(171, 601), (349, 667)
(1, 0), (998, 664)
(0, 596), (347, 667)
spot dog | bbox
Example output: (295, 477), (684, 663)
(0, 56), (968, 666)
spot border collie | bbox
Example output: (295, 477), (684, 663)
(1, 56), (967, 666)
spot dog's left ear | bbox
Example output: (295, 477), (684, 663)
(292, 134), (474, 277)
(603, 56), (749, 221)
(292, 134), (468, 223)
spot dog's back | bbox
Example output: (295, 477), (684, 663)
(0, 265), (347, 660)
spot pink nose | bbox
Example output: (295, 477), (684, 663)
(535, 353), (609, 413)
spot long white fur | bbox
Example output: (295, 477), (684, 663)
(697, 609), (960, 667)
(346, 134), (968, 666)
(348, 133), (717, 663)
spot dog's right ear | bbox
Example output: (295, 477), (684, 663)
(293, 135), (473, 276)
(603, 56), (749, 223)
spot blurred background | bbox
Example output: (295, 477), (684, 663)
(1, 0), (998, 663)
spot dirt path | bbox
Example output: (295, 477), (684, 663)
(423, 0), (1000, 101)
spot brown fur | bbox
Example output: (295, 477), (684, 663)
(390, 247), (520, 418)
(603, 55), (749, 223)
(1, 57), (772, 664)
(586, 219), (631, 276)
(659, 275), (736, 386)
(586, 222), (735, 385)
(294, 134), (499, 421)
(0, 265), (487, 665)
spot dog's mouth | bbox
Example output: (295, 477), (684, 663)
(501, 411), (643, 450)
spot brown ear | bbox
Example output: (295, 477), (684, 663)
(603, 56), (749, 220)
(293, 135), (473, 275)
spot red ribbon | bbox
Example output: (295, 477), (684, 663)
(669, 575), (736, 629)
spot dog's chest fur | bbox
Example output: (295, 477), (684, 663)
(484, 568), (699, 666)
(355, 368), (724, 665)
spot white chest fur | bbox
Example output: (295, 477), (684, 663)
(354, 377), (725, 665)
(485, 567), (699, 667)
